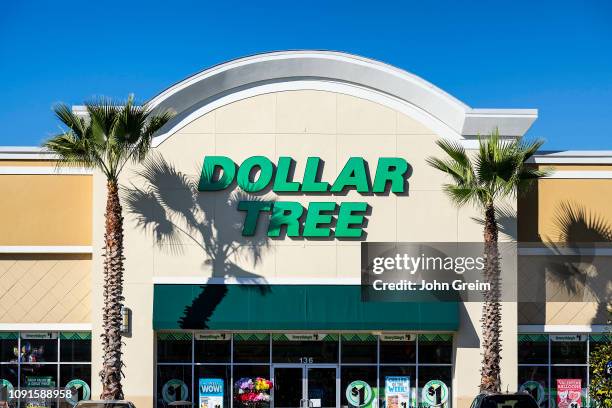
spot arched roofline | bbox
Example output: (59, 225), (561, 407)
(85, 51), (539, 147)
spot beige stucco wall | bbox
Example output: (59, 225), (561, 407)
(88, 90), (518, 407)
(128, 91), (516, 280)
(0, 169), (93, 324)
(518, 255), (610, 325)
(518, 173), (612, 243)
(0, 254), (91, 323)
(517, 171), (611, 327)
(0, 174), (92, 245)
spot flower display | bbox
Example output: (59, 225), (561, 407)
(234, 377), (273, 407)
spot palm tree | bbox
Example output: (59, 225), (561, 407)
(427, 129), (547, 392)
(43, 96), (173, 400)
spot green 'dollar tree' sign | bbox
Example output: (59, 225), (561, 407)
(198, 156), (409, 238)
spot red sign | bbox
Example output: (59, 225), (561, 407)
(556, 379), (581, 408)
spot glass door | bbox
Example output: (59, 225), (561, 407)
(307, 366), (338, 408)
(272, 365), (338, 408)
(273, 366), (304, 408)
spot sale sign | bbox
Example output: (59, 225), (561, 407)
(385, 376), (410, 408)
(556, 379), (581, 408)
(199, 378), (224, 408)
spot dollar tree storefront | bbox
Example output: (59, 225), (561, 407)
(1, 50), (610, 408)
(155, 331), (454, 408)
(126, 50), (537, 408)
(136, 51), (609, 408)
(153, 286), (458, 408)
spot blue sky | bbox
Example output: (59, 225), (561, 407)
(1, 0), (610, 150)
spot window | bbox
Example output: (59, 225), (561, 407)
(551, 336), (587, 364)
(0, 331), (92, 405)
(0, 334), (17, 362)
(233, 334), (269, 364)
(418, 334), (452, 364)
(341, 334), (377, 364)
(233, 365), (271, 408)
(194, 336), (230, 363)
(156, 332), (453, 408)
(0, 364), (18, 393)
(551, 366), (587, 407)
(380, 336), (416, 364)
(518, 366), (549, 407)
(418, 366), (453, 407)
(60, 335), (91, 362)
(518, 334), (599, 408)
(157, 365), (192, 405)
(340, 366), (377, 407)
(157, 332), (192, 363)
(195, 365), (231, 408)
(272, 335), (338, 364)
(518, 334), (549, 364)
(379, 366), (417, 407)
(20, 335), (58, 363)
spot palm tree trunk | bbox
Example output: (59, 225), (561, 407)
(480, 203), (502, 392)
(100, 180), (125, 400)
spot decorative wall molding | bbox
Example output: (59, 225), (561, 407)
(0, 166), (92, 175)
(0, 246), (93, 254)
(0, 323), (92, 331)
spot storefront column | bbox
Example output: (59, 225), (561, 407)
(118, 166), (157, 407)
(454, 302), (518, 408)
(500, 301), (518, 394)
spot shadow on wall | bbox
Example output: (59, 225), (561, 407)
(123, 154), (272, 329)
(471, 203), (518, 241)
(545, 201), (612, 325)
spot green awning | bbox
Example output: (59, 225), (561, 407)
(153, 284), (458, 331)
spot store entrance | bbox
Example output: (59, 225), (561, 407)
(272, 364), (339, 408)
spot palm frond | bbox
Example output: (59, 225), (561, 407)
(426, 157), (470, 185)
(427, 139), (475, 186)
(517, 138), (545, 162)
(515, 166), (549, 196)
(435, 139), (472, 170)
(443, 185), (482, 207)
(42, 95), (174, 181)
(116, 95), (147, 145)
(86, 97), (119, 142)
(133, 108), (174, 162)
(43, 132), (96, 167)
(53, 104), (87, 139)
(428, 127), (547, 210)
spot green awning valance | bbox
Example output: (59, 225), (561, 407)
(153, 284), (458, 331)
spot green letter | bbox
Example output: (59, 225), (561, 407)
(303, 202), (336, 237)
(237, 156), (274, 192)
(198, 156), (236, 191)
(335, 202), (368, 237)
(330, 157), (370, 193)
(268, 201), (304, 237)
(302, 157), (330, 192)
(273, 157), (301, 192)
(372, 158), (409, 193)
(237, 201), (273, 236)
